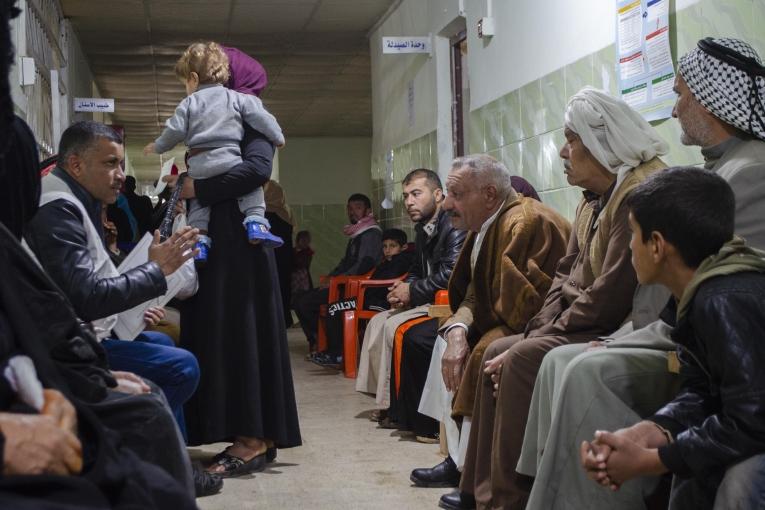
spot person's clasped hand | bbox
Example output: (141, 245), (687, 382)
(41, 389), (77, 435)
(386, 281), (411, 309)
(484, 348), (510, 398)
(148, 226), (199, 276)
(0, 390), (83, 476)
(111, 371), (151, 395)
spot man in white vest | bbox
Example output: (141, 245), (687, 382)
(23, 121), (220, 495)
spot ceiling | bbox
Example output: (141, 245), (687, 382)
(61, 0), (396, 181)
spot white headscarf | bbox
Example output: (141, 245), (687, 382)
(564, 87), (669, 189)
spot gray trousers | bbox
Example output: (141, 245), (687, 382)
(522, 343), (680, 510)
(187, 146), (266, 233)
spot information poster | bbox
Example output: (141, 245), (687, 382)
(616, 0), (676, 121)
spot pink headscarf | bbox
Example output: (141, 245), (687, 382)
(222, 46), (267, 97)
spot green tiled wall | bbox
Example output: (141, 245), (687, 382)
(371, 0), (764, 223)
(299, 130), (437, 281)
(465, 0), (764, 221)
(292, 203), (350, 283)
(370, 131), (439, 242)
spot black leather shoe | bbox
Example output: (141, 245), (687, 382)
(438, 490), (476, 510)
(193, 463), (223, 497)
(410, 457), (460, 488)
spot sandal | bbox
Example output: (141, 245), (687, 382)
(378, 416), (401, 430)
(208, 450), (267, 478)
(369, 409), (388, 422)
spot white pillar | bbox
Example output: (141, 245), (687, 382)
(434, 35), (455, 182)
(50, 69), (61, 147)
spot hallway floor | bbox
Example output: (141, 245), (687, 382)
(195, 327), (446, 509)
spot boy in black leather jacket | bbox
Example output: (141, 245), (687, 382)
(581, 167), (765, 510)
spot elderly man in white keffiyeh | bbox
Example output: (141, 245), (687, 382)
(513, 38), (765, 510)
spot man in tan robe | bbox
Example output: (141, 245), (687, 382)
(409, 154), (570, 488)
(445, 87), (669, 510)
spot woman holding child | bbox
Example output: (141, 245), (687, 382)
(169, 44), (302, 476)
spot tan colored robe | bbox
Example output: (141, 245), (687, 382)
(441, 196), (572, 416)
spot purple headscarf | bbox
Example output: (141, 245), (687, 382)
(223, 46), (267, 97)
(511, 175), (541, 202)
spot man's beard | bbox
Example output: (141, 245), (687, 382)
(679, 105), (714, 147)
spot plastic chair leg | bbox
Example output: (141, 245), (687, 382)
(317, 305), (328, 352)
(342, 311), (357, 378)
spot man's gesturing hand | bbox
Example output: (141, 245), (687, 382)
(148, 226), (199, 276)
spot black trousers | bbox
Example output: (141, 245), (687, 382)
(293, 287), (329, 347)
(86, 381), (194, 496)
(325, 299), (391, 357)
(266, 212), (294, 328)
(389, 317), (439, 437)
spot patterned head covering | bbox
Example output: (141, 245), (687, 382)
(565, 87), (669, 188)
(679, 37), (765, 140)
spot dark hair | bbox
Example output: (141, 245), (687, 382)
(626, 166), (735, 268)
(347, 193), (371, 209)
(403, 168), (442, 190)
(296, 230), (311, 242)
(124, 175), (137, 192)
(58, 121), (123, 168)
(382, 228), (407, 246)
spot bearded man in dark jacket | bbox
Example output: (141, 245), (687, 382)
(355, 169), (466, 416)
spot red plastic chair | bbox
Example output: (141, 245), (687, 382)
(392, 289), (450, 394)
(316, 271), (374, 352)
(339, 274), (408, 378)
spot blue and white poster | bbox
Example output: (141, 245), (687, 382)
(615, 0), (676, 121)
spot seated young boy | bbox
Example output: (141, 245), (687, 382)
(314, 228), (414, 367)
(580, 167), (765, 510)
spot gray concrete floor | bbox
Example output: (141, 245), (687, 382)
(194, 327), (447, 509)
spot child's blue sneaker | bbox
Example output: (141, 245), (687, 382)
(245, 218), (284, 248)
(194, 235), (212, 263)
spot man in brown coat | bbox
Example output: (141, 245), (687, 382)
(445, 87), (670, 510)
(410, 154), (571, 488)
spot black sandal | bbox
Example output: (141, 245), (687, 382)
(369, 409), (388, 422)
(209, 450), (267, 478)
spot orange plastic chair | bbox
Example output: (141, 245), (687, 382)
(316, 271), (373, 352)
(339, 274), (408, 378)
(392, 289), (450, 395)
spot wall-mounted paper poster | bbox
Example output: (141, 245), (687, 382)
(615, 0), (676, 121)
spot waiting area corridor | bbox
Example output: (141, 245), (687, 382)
(195, 328), (444, 509)
(4, 0), (765, 508)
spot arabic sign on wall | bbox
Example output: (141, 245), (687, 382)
(615, 0), (676, 121)
(382, 36), (432, 55)
(74, 98), (115, 113)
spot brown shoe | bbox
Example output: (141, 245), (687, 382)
(369, 408), (388, 422)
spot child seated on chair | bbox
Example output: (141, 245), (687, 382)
(314, 228), (414, 367)
(580, 167), (765, 510)
(144, 41), (285, 260)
